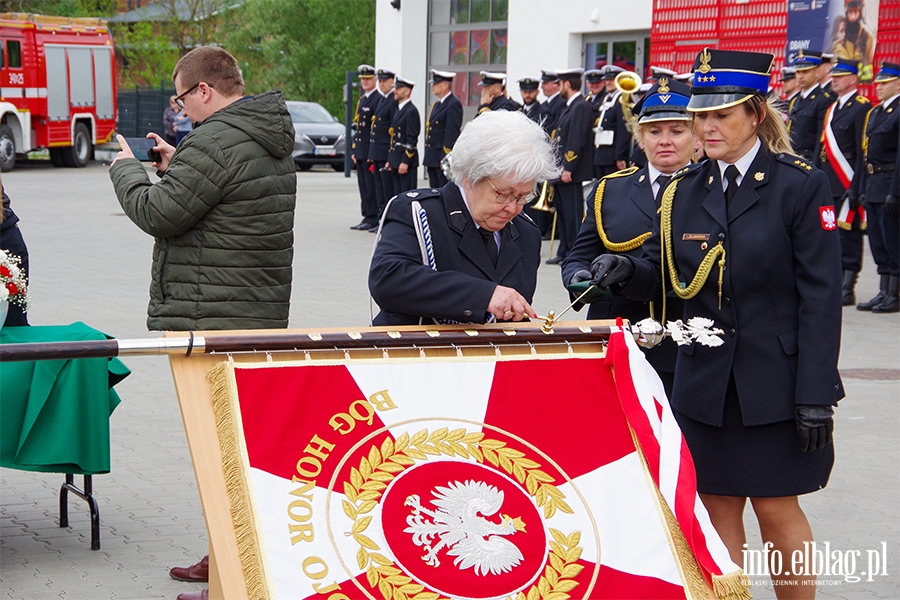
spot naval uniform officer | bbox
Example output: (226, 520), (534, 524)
(584, 69), (606, 111)
(350, 65), (381, 231)
(593, 65), (631, 179)
(858, 62), (900, 313)
(546, 68), (593, 266)
(386, 76), (420, 196)
(423, 69), (463, 188)
(538, 70), (565, 136)
(787, 50), (832, 161)
(517, 77), (543, 123)
(815, 57), (870, 305)
(476, 71), (520, 114)
(368, 68), (399, 231)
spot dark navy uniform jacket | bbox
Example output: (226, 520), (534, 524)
(423, 94), (463, 169)
(352, 90), (380, 161)
(817, 93), (870, 196)
(863, 95), (899, 203)
(554, 95), (594, 183)
(540, 94), (565, 136)
(520, 100), (543, 124)
(620, 150), (844, 427)
(368, 92), (397, 162)
(788, 85), (832, 160)
(387, 101), (421, 170)
(369, 184), (541, 326)
(561, 167), (682, 374)
(593, 90), (631, 167)
(477, 95), (520, 115)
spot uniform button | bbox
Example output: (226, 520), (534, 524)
(463, 309), (473, 317)
(728, 328), (736, 337)
(723, 296), (731, 305)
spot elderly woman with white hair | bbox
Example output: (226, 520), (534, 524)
(369, 110), (560, 326)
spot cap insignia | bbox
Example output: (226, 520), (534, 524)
(658, 77), (670, 94)
(698, 49), (712, 74)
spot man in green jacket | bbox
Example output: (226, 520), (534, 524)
(110, 46), (296, 332)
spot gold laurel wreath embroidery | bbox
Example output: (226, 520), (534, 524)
(342, 427), (582, 600)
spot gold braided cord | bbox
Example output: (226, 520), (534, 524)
(660, 177), (726, 305)
(862, 106), (874, 159)
(594, 167), (652, 252)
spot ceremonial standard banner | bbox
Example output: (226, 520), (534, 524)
(206, 328), (748, 600)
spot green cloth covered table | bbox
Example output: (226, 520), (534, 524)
(0, 322), (130, 475)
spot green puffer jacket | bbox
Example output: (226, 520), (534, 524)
(110, 90), (297, 331)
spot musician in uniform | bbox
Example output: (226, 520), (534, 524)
(584, 69), (606, 109)
(561, 77), (694, 396)
(369, 110), (559, 326)
(592, 48), (842, 595)
(546, 68), (593, 266)
(592, 64), (631, 179)
(787, 50), (832, 161)
(816, 58), (870, 305)
(423, 69), (463, 188)
(350, 65), (381, 231)
(476, 71), (519, 114)
(539, 70), (564, 136)
(386, 76), (420, 196)
(517, 77), (543, 123)
(368, 68), (398, 232)
(857, 62), (900, 313)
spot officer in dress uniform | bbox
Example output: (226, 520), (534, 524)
(517, 77), (543, 123)
(476, 71), (519, 114)
(423, 69), (463, 188)
(816, 58), (870, 305)
(546, 68), (593, 266)
(778, 67), (799, 114)
(561, 77), (694, 396)
(539, 70), (565, 136)
(584, 69), (606, 110)
(386, 76), (420, 196)
(350, 65), (381, 231)
(368, 68), (398, 232)
(818, 52), (835, 96)
(593, 65), (631, 179)
(787, 50), (832, 161)
(857, 62), (900, 313)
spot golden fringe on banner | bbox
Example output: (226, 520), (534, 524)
(207, 361), (268, 600)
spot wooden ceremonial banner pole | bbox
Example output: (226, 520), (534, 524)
(163, 321), (617, 600)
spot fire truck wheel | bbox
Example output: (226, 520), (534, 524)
(49, 148), (65, 167)
(0, 124), (16, 173)
(63, 123), (91, 168)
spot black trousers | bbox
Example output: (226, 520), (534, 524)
(554, 181), (585, 259)
(427, 167), (448, 189)
(836, 194), (864, 273)
(866, 202), (900, 277)
(371, 161), (391, 220)
(356, 159), (378, 226)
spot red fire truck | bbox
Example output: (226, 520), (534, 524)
(0, 13), (117, 172)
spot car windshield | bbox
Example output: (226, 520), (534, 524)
(288, 103), (336, 124)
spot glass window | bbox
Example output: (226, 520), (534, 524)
(450, 31), (469, 65)
(0, 44), (4, 69)
(491, 29), (507, 64)
(491, 0), (509, 20)
(468, 72), (482, 106)
(612, 41), (636, 72)
(471, 0), (490, 22)
(453, 0), (470, 24)
(7, 41), (21, 69)
(431, 0), (452, 25)
(470, 29), (490, 64)
(432, 31), (451, 64)
(642, 36), (651, 81)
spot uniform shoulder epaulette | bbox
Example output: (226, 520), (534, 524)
(823, 91), (831, 99)
(403, 188), (441, 201)
(777, 153), (815, 173)
(601, 165), (639, 181)
(856, 95), (870, 104)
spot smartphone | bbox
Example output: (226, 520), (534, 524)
(124, 137), (162, 163)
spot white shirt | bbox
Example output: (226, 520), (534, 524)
(647, 163), (692, 198)
(838, 89), (857, 109)
(716, 137), (762, 192)
(566, 93), (578, 106)
(438, 91), (452, 103)
(398, 98), (411, 110)
(884, 93), (900, 109)
(545, 91), (560, 103)
(800, 83), (820, 100)
(364, 88), (378, 98)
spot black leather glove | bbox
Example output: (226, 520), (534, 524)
(886, 195), (899, 217)
(570, 270), (592, 285)
(795, 404), (834, 452)
(589, 254), (634, 290)
(858, 193), (867, 208)
(567, 270), (607, 304)
(841, 189), (859, 211)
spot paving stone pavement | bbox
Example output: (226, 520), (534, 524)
(0, 160), (897, 599)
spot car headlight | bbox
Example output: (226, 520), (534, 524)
(295, 133), (314, 145)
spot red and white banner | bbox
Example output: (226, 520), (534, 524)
(209, 328), (747, 600)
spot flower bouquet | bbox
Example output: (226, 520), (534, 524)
(0, 248), (29, 310)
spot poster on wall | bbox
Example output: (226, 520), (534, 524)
(787, 0), (879, 81)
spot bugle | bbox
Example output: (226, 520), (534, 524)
(614, 70), (642, 130)
(532, 180), (554, 212)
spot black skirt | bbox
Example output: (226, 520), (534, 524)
(674, 377), (834, 497)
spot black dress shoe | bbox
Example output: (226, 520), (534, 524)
(350, 221), (368, 230)
(545, 256), (564, 265)
(368, 226), (379, 233)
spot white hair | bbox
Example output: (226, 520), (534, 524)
(449, 110), (560, 187)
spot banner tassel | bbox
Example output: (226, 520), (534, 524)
(712, 570), (753, 600)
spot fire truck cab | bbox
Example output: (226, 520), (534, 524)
(0, 13), (117, 172)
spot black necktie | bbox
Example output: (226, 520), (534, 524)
(724, 165), (740, 204)
(480, 228), (498, 267)
(655, 174), (671, 207)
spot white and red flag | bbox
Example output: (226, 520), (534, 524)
(208, 327), (749, 600)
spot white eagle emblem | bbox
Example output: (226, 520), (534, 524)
(404, 480), (526, 576)
(820, 206), (837, 230)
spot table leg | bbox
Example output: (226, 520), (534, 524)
(59, 474), (101, 550)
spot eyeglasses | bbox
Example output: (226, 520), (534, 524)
(486, 178), (536, 206)
(174, 82), (213, 108)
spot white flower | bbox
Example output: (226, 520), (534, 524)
(0, 286), (8, 302)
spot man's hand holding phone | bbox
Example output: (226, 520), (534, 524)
(112, 134), (175, 170)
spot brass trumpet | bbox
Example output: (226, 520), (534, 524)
(614, 70), (642, 130)
(532, 180), (554, 212)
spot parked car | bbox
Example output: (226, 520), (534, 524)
(287, 101), (346, 171)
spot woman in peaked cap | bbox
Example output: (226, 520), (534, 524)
(591, 48), (843, 597)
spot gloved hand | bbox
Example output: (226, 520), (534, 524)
(567, 270), (607, 303)
(570, 270), (592, 285)
(795, 404), (834, 452)
(589, 254), (634, 290)
(841, 189), (859, 211)
(858, 193), (867, 208)
(886, 195), (899, 217)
